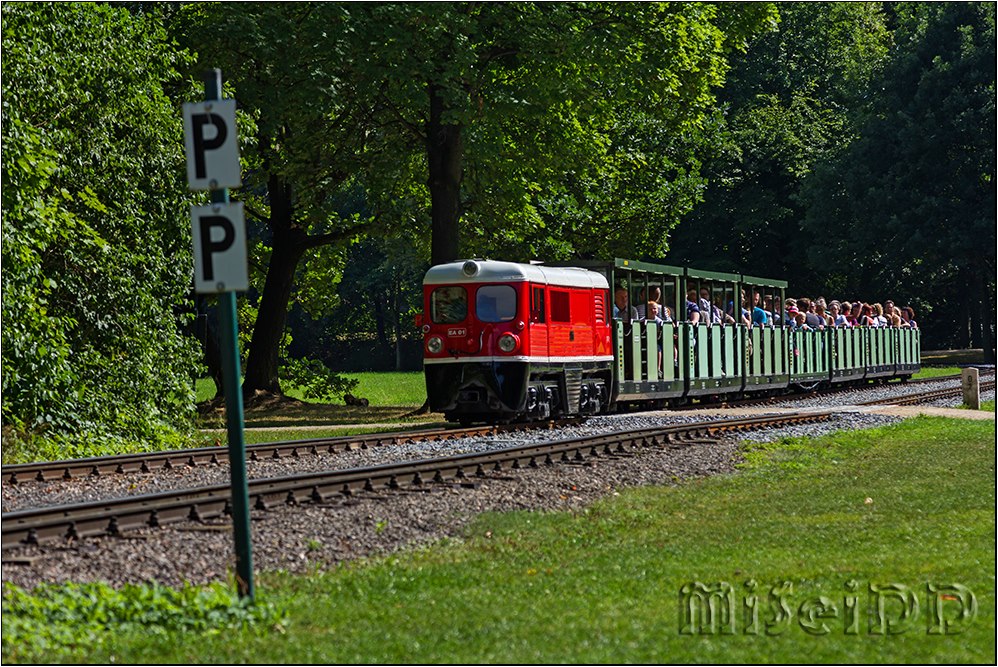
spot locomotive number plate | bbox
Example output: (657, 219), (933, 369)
(447, 327), (467, 337)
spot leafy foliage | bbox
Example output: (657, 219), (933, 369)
(803, 2), (996, 351)
(669, 2), (891, 276)
(176, 3), (778, 391)
(1, 581), (285, 662)
(1, 4), (201, 453)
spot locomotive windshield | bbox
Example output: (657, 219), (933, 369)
(431, 286), (467, 323)
(476, 285), (517, 322)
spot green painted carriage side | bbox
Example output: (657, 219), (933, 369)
(709, 326), (722, 378)
(775, 328), (785, 376)
(831, 327), (866, 381)
(765, 328), (774, 375)
(789, 329), (828, 382)
(645, 321), (659, 383)
(724, 327), (743, 386)
(630, 323), (642, 380)
(750, 327), (762, 376)
(615, 320), (626, 383)
(695, 326), (709, 378)
(662, 322), (676, 382)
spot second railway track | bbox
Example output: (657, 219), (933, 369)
(4, 372), (987, 488)
(3, 411), (833, 549)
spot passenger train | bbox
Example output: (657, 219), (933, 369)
(416, 258), (921, 424)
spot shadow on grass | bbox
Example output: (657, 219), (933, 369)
(198, 392), (428, 429)
(921, 348), (989, 364)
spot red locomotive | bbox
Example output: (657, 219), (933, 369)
(417, 260), (613, 423)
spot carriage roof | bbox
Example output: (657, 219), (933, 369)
(423, 260), (609, 290)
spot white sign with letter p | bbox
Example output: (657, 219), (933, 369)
(191, 202), (248, 293)
(183, 99), (241, 190)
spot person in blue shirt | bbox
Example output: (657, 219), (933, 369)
(751, 291), (768, 326)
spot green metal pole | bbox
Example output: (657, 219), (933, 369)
(204, 68), (254, 601)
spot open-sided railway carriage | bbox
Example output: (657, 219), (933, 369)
(419, 258), (921, 423)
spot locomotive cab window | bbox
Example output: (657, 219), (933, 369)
(476, 285), (517, 322)
(431, 286), (468, 323)
(530, 286), (546, 323)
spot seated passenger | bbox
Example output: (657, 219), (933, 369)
(684, 289), (701, 324)
(800, 298), (823, 329)
(859, 304), (874, 326)
(635, 286), (661, 319)
(837, 301), (853, 327)
(872, 303), (888, 327)
(848, 302), (862, 326)
(891, 314), (903, 328)
(814, 303), (829, 329)
(764, 296), (778, 324)
(829, 301), (849, 327)
(791, 312), (811, 331)
(784, 298), (798, 325)
(732, 290), (751, 326)
(751, 291), (769, 327)
(697, 287), (724, 324)
(613, 286), (638, 320)
(902, 306), (918, 329)
(645, 301), (666, 324)
(714, 295), (735, 324)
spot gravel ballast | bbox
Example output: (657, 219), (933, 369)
(1, 378), (991, 590)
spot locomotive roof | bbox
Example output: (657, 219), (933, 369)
(424, 260), (609, 290)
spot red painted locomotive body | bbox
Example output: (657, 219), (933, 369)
(421, 260), (613, 423)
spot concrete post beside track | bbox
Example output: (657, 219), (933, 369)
(962, 367), (980, 410)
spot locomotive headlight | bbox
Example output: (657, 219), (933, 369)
(426, 336), (444, 354)
(497, 333), (519, 353)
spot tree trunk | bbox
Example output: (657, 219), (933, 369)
(426, 82), (463, 266)
(393, 277), (403, 371)
(242, 175), (307, 395)
(372, 291), (389, 358)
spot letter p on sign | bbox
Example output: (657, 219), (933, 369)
(192, 203), (248, 293)
(183, 99), (241, 190)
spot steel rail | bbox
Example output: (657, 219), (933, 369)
(2, 419), (577, 486)
(859, 379), (995, 406)
(714, 372), (993, 409)
(2, 411), (832, 549)
(4, 372), (989, 487)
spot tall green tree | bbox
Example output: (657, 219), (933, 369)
(180, 2), (776, 395)
(669, 3), (890, 277)
(2, 3), (199, 454)
(804, 2), (996, 355)
(176, 4), (383, 395)
(350, 3), (777, 265)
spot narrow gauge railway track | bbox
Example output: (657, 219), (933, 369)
(710, 372), (993, 410)
(4, 373), (984, 487)
(2, 419), (580, 486)
(2, 412), (832, 549)
(860, 379), (995, 406)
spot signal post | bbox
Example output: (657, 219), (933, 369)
(183, 69), (254, 600)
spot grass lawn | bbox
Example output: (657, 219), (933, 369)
(196, 371), (426, 406)
(7, 416), (993, 663)
(911, 366), (963, 379)
(197, 372), (439, 440)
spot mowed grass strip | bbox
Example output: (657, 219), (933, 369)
(19, 416), (995, 664)
(196, 372), (426, 406)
